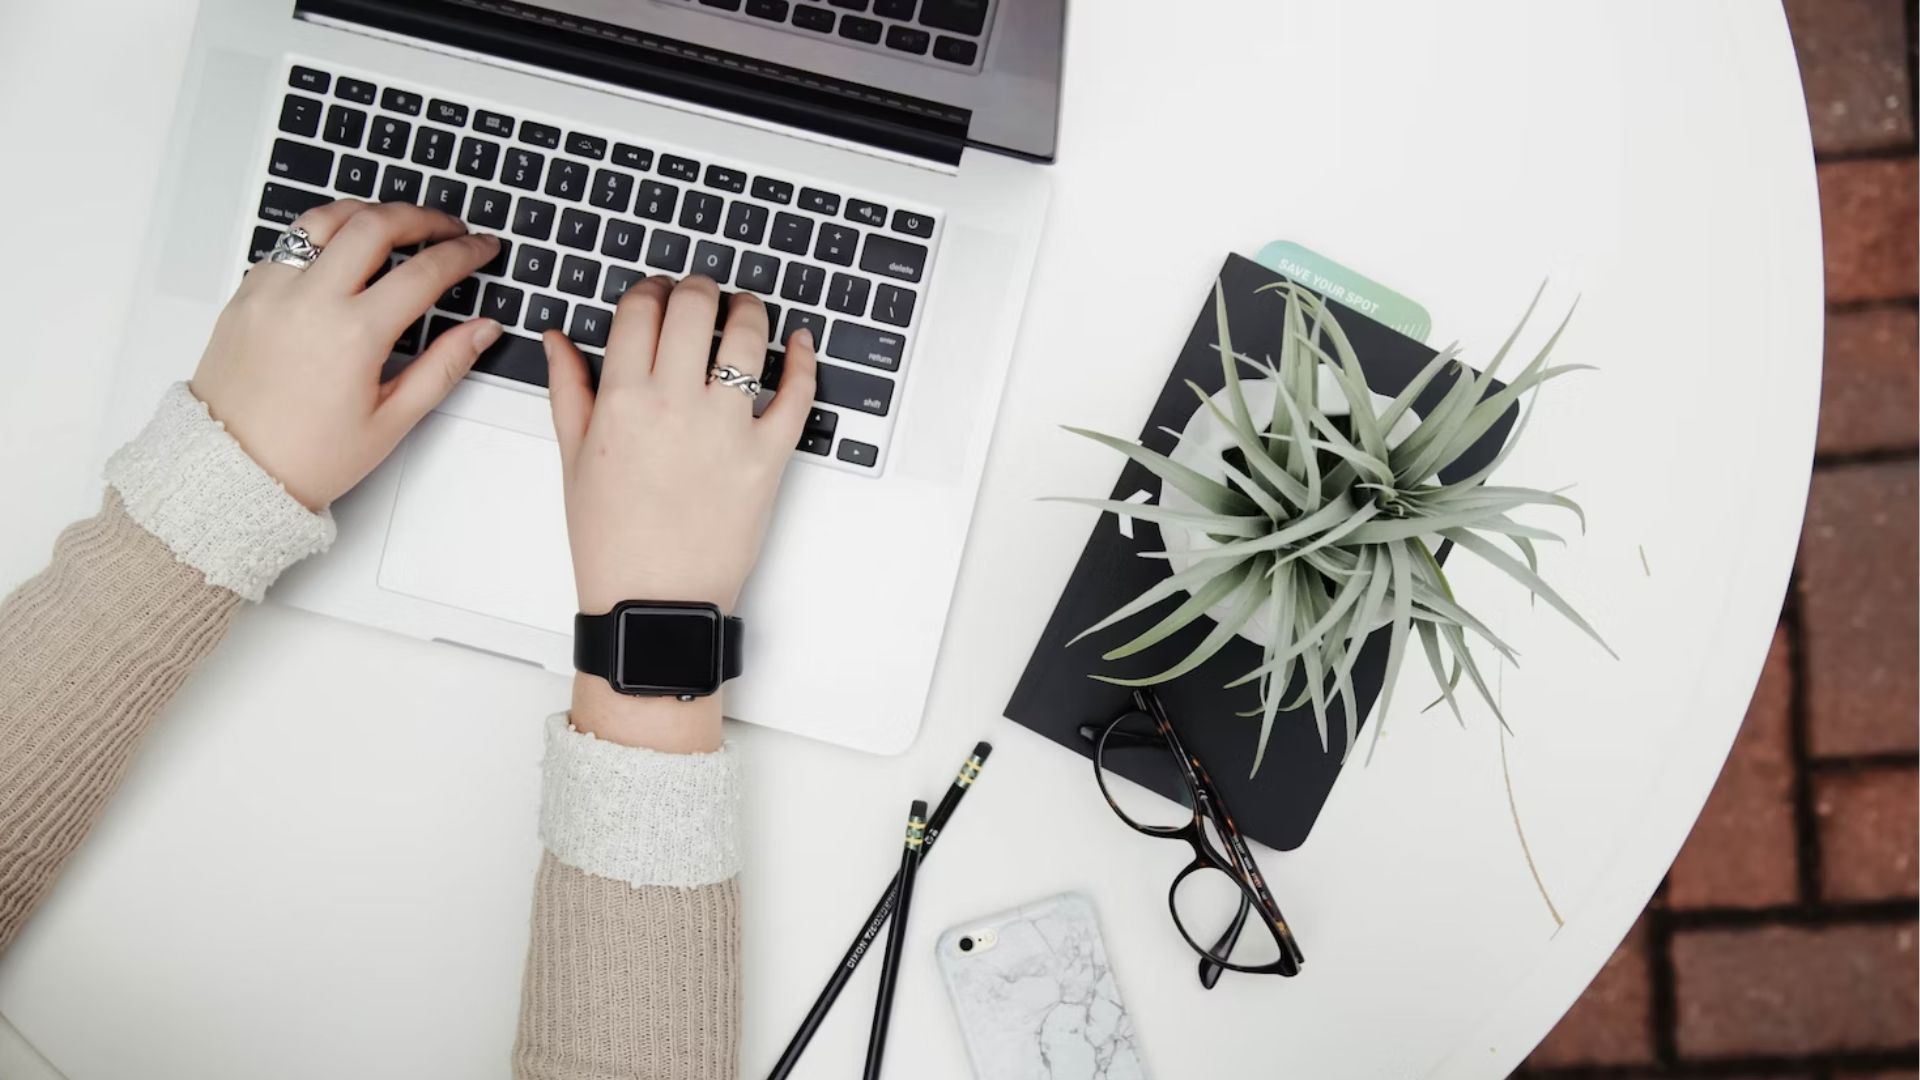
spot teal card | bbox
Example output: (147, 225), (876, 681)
(1255, 241), (1432, 342)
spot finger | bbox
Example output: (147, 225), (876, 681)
(242, 199), (371, 291)
(654, 275), (723, 391)
(601, 275), (671, 393)
(309, 203), (470, 293)
(758, 327), (818, 449)
(713, 291), (772, 382)
(361, 232), (500, 337)
(376, 317), (503, 436)
(543, 330), (594, 468)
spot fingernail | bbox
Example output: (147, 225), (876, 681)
(794, 327), (814, 350)
(473, 319), (502, 350)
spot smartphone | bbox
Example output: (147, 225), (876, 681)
(935, 892), (1148, 1079)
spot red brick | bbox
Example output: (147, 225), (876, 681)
(1798, 461), (1920, 756)
(1819, 307), (1920, 456)
(1526, 917), (1655, 1068)
(1669, 625), (1799, 908)
(1674, 922), (1919, 1057)
(1819, 159), (1919, 304)
(1818, 766), (1920, 901)
(1785, 0), (1916, 153)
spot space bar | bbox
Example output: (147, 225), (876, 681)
(473, 331), (549, 388)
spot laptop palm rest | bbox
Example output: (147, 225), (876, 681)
(377, 411), (575, 636)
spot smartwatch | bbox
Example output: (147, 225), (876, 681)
(574, 600), (744, 699)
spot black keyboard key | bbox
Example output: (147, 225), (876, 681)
(701, 0), (743, 8)
(872, 282), (916, 326)
(520, 121), (561, 149)
(427, 98), (469, 127)
(368, 116), (411, 158)
(932, 35), (977, 65)
(612, 142), (653, 170)
(813, 223), (858, 265)
(558, 255), (601, 297)
(395, 317), (425, 355)
(467, 187), (512, 230)
(845, 199), (887, 227)
(891, 208), (933, 237)
(569, 304), (613, 348)
(745, 0), (789, 19)
(885, 25), (930, 54)
(736, 251), (781, 294)
(411, 126), (455, 169)
(793, 5), (834, 31)
(798, 432), (832, 456)
(600, 219), (646, 261)
(558, 132), (603, 160)
(545, 159), (589, 202)
(723, 201), (769, 245)
(646, 230), (690, 273)
(381, 88), (423, 115)
(713, 290), (737, 332)
(557, 208), (600, 250)
(805, 407), (839, 436)
(837, 439), (879, 467)
(815, 362), (894, 415)
(323, 104), (367, 148)
(635, 180), (678, 222)
(512, 198), (557, 240)
(839, 14), (882, 42)
(659, 155), (701, 183)
(770, 211), (813, 254)
(279, 94), (322, 137)
(826, 272), (871, 316)
(480, 237), (513, 277)
(439, 276), (481, 316)
(247, 224), (280, 263)
(424, 176), (467, 216)
(525, 294), (568, 333)
(512, 246), (558, 289)
(472, 326), (549, 387)
(602, 265), (645, 304)
(763, 303), (783, 337)
(457, 136), (500, 180)
(475, 110), (514, 137)
(874, 0), (913, 16)
(752, 176), (794, 204)
(483, 283), (525, 325)
(918, 0), (987, 35)
(335, 77), (376, 105)
(781, 308), (828, 350)
(691, 241), (736, 282)
(590, 168), (635, 212)
(379, 165), (424, 204)
(269, 139), (333, 186)
(827, 320), (904, 371)
(859, 233), (928, 282)
(829, 0), (868, 8)
(335, 154), (378, 197)
(502, 148), (544, 190)
(704, 165), (747, 193)
(290, 66), (330, 94)
(679, 191), (723, 234)
(798, 187), (840, 215)
(780, 261), (826, 305)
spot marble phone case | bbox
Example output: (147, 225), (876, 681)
(936, 892), (1148, 1079)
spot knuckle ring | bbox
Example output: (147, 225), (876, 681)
(266, 225), (323, 271)
(708, 364), (762, 399)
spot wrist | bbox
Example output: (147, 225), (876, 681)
(570, 674), (724, 753)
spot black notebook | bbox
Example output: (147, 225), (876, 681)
(1005, 253), (1518, 851)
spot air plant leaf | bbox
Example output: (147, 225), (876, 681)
(1062, 426), (1257, 516)
(1102, 558), (1258, 661)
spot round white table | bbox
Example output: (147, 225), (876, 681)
(0, 2), (1822, 1078)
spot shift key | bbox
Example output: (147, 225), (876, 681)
(826, 321), (905, 372)
(814, 361), (894, 416)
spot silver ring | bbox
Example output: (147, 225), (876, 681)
(709, 364), (762, 398)
(267, 225), (323, 271)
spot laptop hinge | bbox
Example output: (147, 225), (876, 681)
(293, 0), (970, 167)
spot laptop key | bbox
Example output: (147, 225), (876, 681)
(780, 262), (825, 305)
(427, 99), (469, 127)
(289, 65), (330, 94)
(247, 225), (280, 263)
(890, 208), (933, 238)
(736, 251), (781, 294)
(918, 0), (987, 35)
(379, 165), (424, 204)
(827, 320), (904, 371)
(700, 0), (743, 8)
(369, 117), (411, 158)
(569, 304), (613, 348)
(424, 176), (467, 217)
(745, 0), (789, 20)
(467, 187), (512, 230)
(480, 237), (512, 277)
(846, 199), (887, 227)
(798, 432), (831, 456)
(411, 127), (455, 169)
(438, 276), (481, 316)
(680, 191), (723, 234)
(558, 208), (601, 251)
(781, 308), (828, 350)
(932, 35), (977, 65)
(395, 317), (426, 355)
(874, 0), (913, 17)
(659, 155), (701, 183)
(793, 5), (834, 32)
(826, 272), (871, 316)
(770, 212), (813, 255)
(482, 283), (525, 324)
(475, 110), (514, 138)
(502, 149), (544, 190)
(612, 142), (653, 171)
(546, 159), (589, 202)
(520, 121), (562, 149)
(600, 219), (646, 262)
(836, 439), (879, 467)
(798, 187), (840, 215)
(558, 255), (601, 298)
(813, 223), (857, 266)
(269, 139), (333, 186)
(814, 362), (894, 415)
(636, 180), (679, 222)
(602, 265), (645, 304)
(335, 155), (378, 197)
(525, 294), (569, 334)
(839, 14), (882, 42)
(334, 77), (375, 105)
(457, 136), (500, 180)
(725, 202), (770, 245)
(805, 407), (838, 437)
(323, 104), (367, 148)
(591, 169), (634, 212)
(872, 282), (916, 327)
(279, 94), (322, 137)
(751, 176), (794, 204)
(512, 244), (558, 288)
(885, 25), (930, 54)
(473, 328), (549, 387)
(692, 241), (736, 282)
(859, 234), (928, 283)
(512, 198), (557, 241)
(646, 230), (691, 273)
(565, 132), (607, 160)
(380, 88), (423, 116)
(704, 165), (747, 193)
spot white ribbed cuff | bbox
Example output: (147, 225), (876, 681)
(104, 383), (336, 602)
(538, 713), (743, 888)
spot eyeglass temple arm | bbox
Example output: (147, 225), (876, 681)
(1197, 891), (1252, 989)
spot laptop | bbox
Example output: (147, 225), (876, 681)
(100, 0), (1060, 754)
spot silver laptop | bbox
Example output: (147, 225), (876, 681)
(101, 0), (1060, 754)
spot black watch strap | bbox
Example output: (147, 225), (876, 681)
(573, 606), (744, 689)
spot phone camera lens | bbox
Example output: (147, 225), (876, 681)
(958, 937), (974, 953)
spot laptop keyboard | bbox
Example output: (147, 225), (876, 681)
(674, 0), (996, 73)
(251, 60), (944, 475)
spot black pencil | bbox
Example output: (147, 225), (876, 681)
(863, 799), (926, 1080)
(765, 742), (991, 1080)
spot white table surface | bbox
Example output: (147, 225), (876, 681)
(0, 2), (1823, 1078)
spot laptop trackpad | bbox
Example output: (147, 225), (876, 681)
(377, 412), (575, 635)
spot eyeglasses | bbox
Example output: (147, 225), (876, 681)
(1079, 689), (1304, 986)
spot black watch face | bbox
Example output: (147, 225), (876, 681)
(615, 604), (723, 695)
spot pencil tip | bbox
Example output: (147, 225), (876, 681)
(909, 799), (929, 818)
(971, 741), (993, 761)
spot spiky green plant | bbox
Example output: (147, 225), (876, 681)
(1053, 280), (1612, 775)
